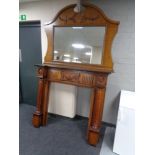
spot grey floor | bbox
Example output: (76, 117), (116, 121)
(20, 104), (116, 155)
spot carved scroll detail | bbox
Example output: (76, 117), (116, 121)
(59, 13), (99, 23)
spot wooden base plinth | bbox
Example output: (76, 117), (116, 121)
(32, 112), (42, 128)
(87, 128), (100, 146)
(88, 132), (100, 146)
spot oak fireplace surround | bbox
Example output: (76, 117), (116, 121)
(32, 3), (119, 146)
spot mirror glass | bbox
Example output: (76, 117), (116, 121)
(53, 27), (106, 64)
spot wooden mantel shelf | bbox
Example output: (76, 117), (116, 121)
(36, 62), (113, 73)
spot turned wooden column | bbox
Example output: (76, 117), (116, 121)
(32, 66), (48, 127)
(87, 87), (106, 145)
(42, 80), (50, 126)
(87, 73), (107, 145)
(32, 79), (44, 127)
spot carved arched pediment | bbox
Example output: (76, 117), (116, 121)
(46, 3), (119, 26)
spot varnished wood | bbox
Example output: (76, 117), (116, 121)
(87, 88), (106, 145)
(46, 67), (107, 88)
(42, 62), (113, 73)
(44, 3), (119, 70)
(87, 88), (95, 138)
(32, 2), (119, 146)
(79, 72), (94, 86)
(32, 65), (108, 138)
(42, 80), (50, 126)
(32, 67), (47, 127)
(32, 79), (44, 127)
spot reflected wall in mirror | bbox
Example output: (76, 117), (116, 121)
(53, 27), (106, 64)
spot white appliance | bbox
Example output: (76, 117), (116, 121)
(48, 83), (77, 118)
(113, 90), (135, 155)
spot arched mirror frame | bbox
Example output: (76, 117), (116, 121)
(44, 3), (119, 71)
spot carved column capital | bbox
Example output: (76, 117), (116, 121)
(94, 73), (108, 88)
(37, 66), (48, 79)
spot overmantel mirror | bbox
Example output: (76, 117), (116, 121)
(53, 26), (105, 64)
(32, 3), (119, 146)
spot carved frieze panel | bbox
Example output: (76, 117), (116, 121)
(47, 69), (61, 81)
(45, 68), (108, 88)
(61, 70), (79, 83)
(79, 72), (94, 86)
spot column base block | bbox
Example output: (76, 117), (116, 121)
(32, 112), (42, 128)
(87, 128), (100, 146)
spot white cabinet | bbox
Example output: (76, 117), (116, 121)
(113, 90), (135, 155)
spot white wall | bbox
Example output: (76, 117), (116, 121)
(19, 0), (135, 124)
